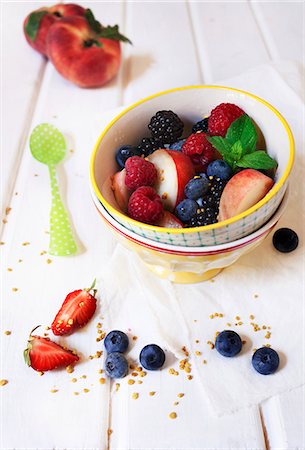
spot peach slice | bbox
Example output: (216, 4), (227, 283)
(111, 169), (130, 212)
(218, 169), (274, 221)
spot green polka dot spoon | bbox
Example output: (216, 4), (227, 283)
(30, 123), (77, 256)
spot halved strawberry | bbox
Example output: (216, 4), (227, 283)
(24, 326), (79, 371)
(51, 280), (97, 336)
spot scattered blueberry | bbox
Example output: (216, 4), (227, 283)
(105, 352), (129, 378)
(175, 199), (198, 223)
(104, 330), (129, 353)
(207, 160), (232, 180)
(272, 228), (299, 253)
(215, 330), (242, 357)
(140, 344), (165, 370)
(115, 145), (142, 169)
(169, 139), (186, 151)
(185, 176), (210, 200)
(192, 117), (209, 133)
(252, 347), (280, 375)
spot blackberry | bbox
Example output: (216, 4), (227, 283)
(137, 137), (163, 157)
(192, 117), (209, 133)
(189, 208), (217, 227)
(148, 110), (184, 144)
(209, 176), (227, 202)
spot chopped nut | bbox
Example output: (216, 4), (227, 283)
(139, 371), (147, 377)
(38, 371), (44, 376)
(0, 241), (5, 245)
(135, 366), (142, 372)
(131, 372), (138, 377)
(177, 393), (184, 398)
(132, 336), (138, 341)
(149, 391), (156, 396)
(209, 314), (214, 319)
(226, 323), (232, 327)
(99, 378), (106, 384)
(128, 379), (135, 385)
(0, 379), (8, 386)
(195, 351), (202, 356)
(22, 242), (30, 246)
(7, 268), (13, 272)
(168, 368), (179, 376)
(98, 369), (103, 374)
(169, 412), (177, 419)
(115, 383), (120, 392)
(73, 392), (79, 396)
(203, 359), (207, 364)
(50, 389), (58, 393)
(12, 288), (18, 292)
(5, 207), (11, 215)
(137, 380), (143, 384)
(235, 316), (240, 321)
(187, 375), (193, 380)
(66, 365), (74, 374)
(207, 340), (215, 349)
(80, 375), (87, 379)
(71, 378), (77, 383)
(4, 331), (11, 335)
(173, 401), (179, 406)
(249, 315), (255, 320)
(83, 388), (90, 393)
(46, 259), (52, 264)
(195, 339), (200, 343)
(107, 429), (113, 436)
(132, 392), (139, 400)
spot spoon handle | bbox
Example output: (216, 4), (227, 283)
(48, 165), (77, 256)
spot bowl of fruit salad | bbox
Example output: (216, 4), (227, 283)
(91, 187), (289, 283)
(90, 86), (294, 247)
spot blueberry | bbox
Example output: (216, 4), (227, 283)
(115, 145), (142, 169)
(207, 160), (232, 181)
(215, 330), (242, 357)
(169, 139), (186, 151)
(272, 228), (299, 253)
(252, 347), (280, 375)
(140, 344), (165, 370)
(185, 176), (210, 200)
(104, 330), (129, 353)
(105, 352), (128, 378)
(192, 117), (209, 133)
(175, 199), (198, 223)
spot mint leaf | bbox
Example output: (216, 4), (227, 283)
(206, 136), (232, 159)
(236, 151), (277, 170)
(85, 9), (132, 44)
(230, 140), (243, 162)
(25, 10), (48, 41)
(226, 114), (257, 155)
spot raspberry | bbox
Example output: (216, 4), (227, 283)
(208, 103), (244, 137)
(190, 147), (216, 174)
(125, 156), (157, 190)
(128, 186), (164, 225)
(182, 133), (214, 157)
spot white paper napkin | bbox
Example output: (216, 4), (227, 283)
(96, 61), (305, 416)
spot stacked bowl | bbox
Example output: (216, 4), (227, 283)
(90, 86), (294, 283)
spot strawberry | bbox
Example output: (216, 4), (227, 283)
(24, 326), (79, 371)
(51, 280), (97, 336)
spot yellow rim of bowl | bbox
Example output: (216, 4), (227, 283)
(90, 85), (294, 235)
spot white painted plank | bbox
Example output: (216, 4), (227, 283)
(189, 1), (270, 82)
(250, 1), (305, 62)
(122, 1), (203, 104)
(1, 2), (46, 219)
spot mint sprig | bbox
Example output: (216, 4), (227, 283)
(206, 114), (277, 171)
(84, 9), (132, 46)
(25, 10), (48, 41)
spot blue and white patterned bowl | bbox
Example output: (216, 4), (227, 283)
(90, 86), (294, 247)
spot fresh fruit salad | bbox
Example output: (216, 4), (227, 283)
(111, 103), (277, 227)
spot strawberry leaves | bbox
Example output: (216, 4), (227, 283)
(85, 9), (132, 45)
(207, 114), (277, 171)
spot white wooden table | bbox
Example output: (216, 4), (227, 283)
(1, 1), (304, 449)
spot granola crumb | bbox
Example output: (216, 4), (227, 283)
(173, 401), (179, 406)
(38, 371), (44, 376)
(169, 412), (177, 419)
(46, 259), (52, 264)
(226, 322), (232, 327)
(83, 388), (90, 393)
(131, 372), (138, 377)
(242, 340), (247, 345)
(235, 316), (240, 321)
(4, 331), (11, 335)
(203, 359), (207, 364)
(80, 375), (87, 379)
(135, 366), (142, 372)
(99, 378), (106, 385)
(195, 339), (200, 343)
(107, 429), (113, 436)
(12, 288), (18, 292)
(40, 251), (47, 256)
(139, 371), (147, 378)
(73, 392), (79, 396)
(18, 259), (22, 263)
(254, 294), (259, 298)
(0, 241), (5, 245)
(0, 379), (8, 386)
(132, 336), (138, 341)
(207, 340), (215, 349)
(149, 391), (156, 396)
(115, 383), (120, 392)
(249, 315), (255, 320)
(22, 242), (30, 246)
(50, 389), (58, 393)
(66, 365), (74, 374)
(168, 368), (179, 376)
(177, 393), (184, 398)
(71, 378), (77, 383)
(132, 392), (139, 400)
(195, 351), (202, 356)
(137, 380), (143, 384)
(128, 379), (135, 385)
(187, 375), (193, 380)
(98, 369), (103, 374)
(7, 268), (13, 272)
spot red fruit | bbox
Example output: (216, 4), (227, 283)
(125, 156), (157, 190)
(128, 186), (164, 225)
(47, 11), (131, 88)
(23, 4), (85, 56)
(182, 133), (214, 157)
(24, 326), (79, 372)
(157, 211), (183, 228)
(191, 147), (216, 174)
(208, 103), (244, 137)
(51, 280), (97, 336)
